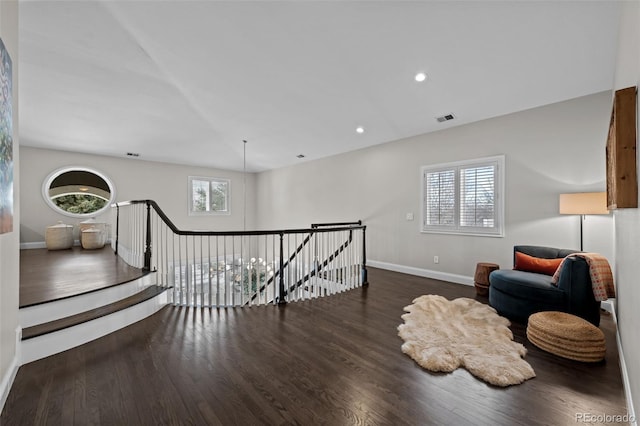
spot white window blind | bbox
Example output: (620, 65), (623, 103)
(425, 169), (455, 227)
(460, 165), (495, 228)
(421, 156), (504, 236)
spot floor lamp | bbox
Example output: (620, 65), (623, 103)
(559, 192), (608, 251)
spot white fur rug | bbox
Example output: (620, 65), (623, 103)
(398, 294), (535, 387)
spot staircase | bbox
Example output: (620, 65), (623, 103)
(17, 200), (367, 365)
(19, 271), (170, 364)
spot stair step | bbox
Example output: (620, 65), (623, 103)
(22, 285), (170, 340)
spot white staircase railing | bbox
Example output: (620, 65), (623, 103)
(111, 200), (368, 308)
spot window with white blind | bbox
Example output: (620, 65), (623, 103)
(188, 176), (230, 215)
(421, 155), (504, 236)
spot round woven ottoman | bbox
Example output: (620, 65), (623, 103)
(527, 311), (606, 362)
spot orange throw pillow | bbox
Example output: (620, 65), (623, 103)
(514, 252), (563, 276)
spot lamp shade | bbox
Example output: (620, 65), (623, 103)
(559, 192), (608, 215)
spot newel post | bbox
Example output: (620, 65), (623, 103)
(361, 226), (368, 287)
(143, 201), (152, 272)
(114, 204), (120, 256)
(278, 232), (287, 305)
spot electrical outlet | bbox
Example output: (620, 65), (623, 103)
(406, 213), (414, 221)
(433, 256), (439, 264)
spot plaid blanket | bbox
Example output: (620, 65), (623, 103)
(551, 253), (615, 301)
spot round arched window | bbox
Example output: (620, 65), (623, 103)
(42, 167), (116, 218)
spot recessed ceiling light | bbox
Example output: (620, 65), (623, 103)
(415, 72), (427, 82)
(356, 126), (365, 134)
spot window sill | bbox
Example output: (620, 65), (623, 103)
(188, 211), (231, 217)
(421, 229), (504, 238)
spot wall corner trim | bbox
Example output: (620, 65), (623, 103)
(0, 345), (20, 415)
(608, 303), (637, 426)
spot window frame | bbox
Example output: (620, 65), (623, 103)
(420, 155), (505, 237)
(188, 176), (231, 216)
(42, 166), (116, 218)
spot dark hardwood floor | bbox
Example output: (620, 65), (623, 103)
(20, 246), (145, 307)
(3, 268), (628, 425)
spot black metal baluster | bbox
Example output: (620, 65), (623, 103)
(278, 233), (286, 305)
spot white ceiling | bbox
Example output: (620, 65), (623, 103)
(19, 1), (621, 172)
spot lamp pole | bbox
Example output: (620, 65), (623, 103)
(580, 214), (584, 252)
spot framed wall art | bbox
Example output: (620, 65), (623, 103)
(0, 37), (12, 234)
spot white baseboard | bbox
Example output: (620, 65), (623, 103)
(20, 241), (46, 249)
(0, 328), (21, 415)
(601, 299), (615, 315)
(607, 302), (637, 426)
(367, 260), (474, 286)
(19, 240), (79, 250)
(20, 238), (113, 250)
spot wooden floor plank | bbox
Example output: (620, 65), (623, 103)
(20, 246), (146, 308)
(3, 267), (629, 425)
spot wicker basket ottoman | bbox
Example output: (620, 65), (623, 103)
(81, 228), (106, 250)
(527, 311), (605, 362)
(45, 222), (74, 250)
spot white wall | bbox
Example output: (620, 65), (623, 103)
(0, 0), (18, 413)
(20, 147), (257, 244)
(257, 92), (615, 279)
(612, 0), (640, 420)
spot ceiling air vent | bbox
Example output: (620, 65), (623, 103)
(126, 152), (140, 157)
(436, 114), (455, 123)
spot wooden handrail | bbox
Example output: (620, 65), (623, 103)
(112, 200), (365, 236)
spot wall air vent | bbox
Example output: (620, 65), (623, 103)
(436, 114), (455, 123)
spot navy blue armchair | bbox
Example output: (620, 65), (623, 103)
(488, 245), (601, 326)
